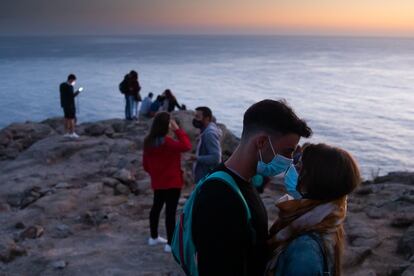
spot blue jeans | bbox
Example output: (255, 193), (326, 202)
(125, 95), (136, 120)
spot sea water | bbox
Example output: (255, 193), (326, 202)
(0, 35), (413, 178)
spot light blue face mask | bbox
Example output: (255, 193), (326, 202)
(256, 136), (293, 177)
(284, 165), (302, 199)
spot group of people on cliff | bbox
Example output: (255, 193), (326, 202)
(142, 99), (361, 276)
(119, 70), (186, 120)
(58, 72), (186, 138)
(59, 72), (361, 276)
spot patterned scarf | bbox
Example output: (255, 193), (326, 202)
(266, 195), (347, 275)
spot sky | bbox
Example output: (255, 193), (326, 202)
(1, 0), (414, 36)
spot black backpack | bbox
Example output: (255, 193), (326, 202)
(119, 78), (129, 94)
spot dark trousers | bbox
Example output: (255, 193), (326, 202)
(149, 188), (181, 244)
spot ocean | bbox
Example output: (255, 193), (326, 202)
(0, 35), (413, 178)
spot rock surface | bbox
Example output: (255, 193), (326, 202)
(0, 111), (412, 275)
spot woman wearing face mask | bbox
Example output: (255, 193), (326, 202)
(266, 143), (361, 276)
(143, 112), (192, 253)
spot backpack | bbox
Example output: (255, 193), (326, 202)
(119, 79), (128, 94)
(171, 171), (253, 276)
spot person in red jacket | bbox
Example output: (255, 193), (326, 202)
(143, 112), (192, 253)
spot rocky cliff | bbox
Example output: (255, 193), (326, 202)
(0, 111), (412, 275)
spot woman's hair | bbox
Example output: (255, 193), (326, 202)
(297, 143), (361, 276)
(297, 143), (361, 201)
(164, 89), (176, 101)
(144, 112), (170, 148)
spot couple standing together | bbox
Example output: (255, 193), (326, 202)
(145, 100), (361, 276)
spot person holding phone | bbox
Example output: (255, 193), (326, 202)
(143, 112), (192, 253)
(59, 74), (81, 138)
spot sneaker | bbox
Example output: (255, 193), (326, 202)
(164, 244), (171, 253)
(70, 133), (80, 139)
(148, 236), (168, 246)
(63, 133), (71, 138)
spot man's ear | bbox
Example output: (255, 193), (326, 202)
(255, 135), (268, 150)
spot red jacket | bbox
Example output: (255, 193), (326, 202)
(143, 129), (192, 190)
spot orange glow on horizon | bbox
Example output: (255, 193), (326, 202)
(120, 0), (414, 35)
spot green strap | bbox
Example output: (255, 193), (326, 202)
(200, 171), (252, 221)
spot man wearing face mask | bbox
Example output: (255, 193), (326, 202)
(191, 106), (222, 183)
(59, 74), (80, 138)
(192, 100), (312, 276)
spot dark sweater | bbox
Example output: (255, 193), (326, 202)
(192, 164), (269, 276)
(59, 82), (78, 109)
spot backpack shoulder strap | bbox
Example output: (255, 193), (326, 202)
(200, 170), (252, 221)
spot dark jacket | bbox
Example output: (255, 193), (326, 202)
(192, 164), (269, 276)
(128, 78), (141, 101)
(59, 82), (78, 109)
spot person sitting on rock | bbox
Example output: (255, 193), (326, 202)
(161, 89), (184, 112)
(266, 143), (361, 276)
(143, 112), (192, 253)
(59, 74), (80, 138)
(148, 95), (164, 118)
(139, 92), (154, 118)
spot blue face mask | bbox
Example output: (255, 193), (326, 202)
(284, 165), (302, 199)
(256, 136), (293, 177)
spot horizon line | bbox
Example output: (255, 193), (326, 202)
(1, 33), (414, 40)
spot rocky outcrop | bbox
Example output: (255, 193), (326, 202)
(0, 112), (412, 275)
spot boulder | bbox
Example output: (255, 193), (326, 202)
(346, 218), (377, 244)
(102, 177), (121, 188)
(0, 122), (55, 160)
(398, 225), (414, 259)
(114, 183), (131, 196)
(403, 266), (414, 276)
(0, 202), (11, 212)
(343, 246), (372, 267)
(113, 168), (135, 184)
(50, 260), (67, 270)
(19, 225), (44, 240)
(0, 237), (27, 263)
(373, 172), (414, 185)
(55, 182), (71, 189)
(51, 224), (73, 239)
(84, 123), (108, 136)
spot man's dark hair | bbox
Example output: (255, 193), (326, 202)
(148, 92), (154, 98)
(195, 106), (213, 120)
(242, 99), (312, 139)
(67, 74), (76, 81)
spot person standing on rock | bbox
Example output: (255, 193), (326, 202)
(191, 100), (312, 275)
(119, 73), (131, 120)
(266, 144), (361, 276)
(59, 74), (80, 138)
(143, 112), (192, 253)
(128, 70), (141, 120)
(191, 106), (223, 183)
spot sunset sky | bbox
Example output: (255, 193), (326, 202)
(1, 0), (414, 36)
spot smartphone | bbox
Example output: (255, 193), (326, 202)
(78, 87), (84, 92)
